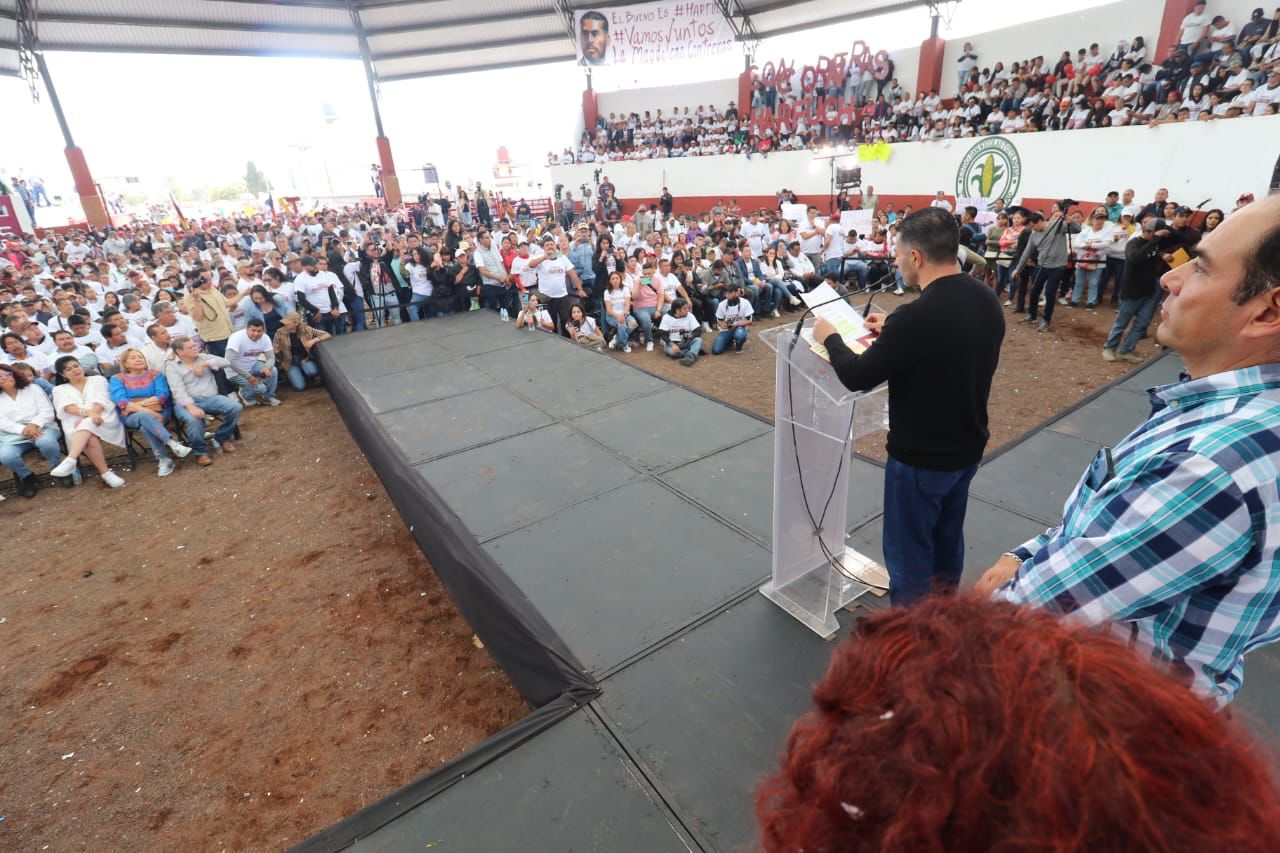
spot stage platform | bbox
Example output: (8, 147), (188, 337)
(299, 315), (1280, 852)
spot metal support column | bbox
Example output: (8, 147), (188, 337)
(349, 2), (401, 207)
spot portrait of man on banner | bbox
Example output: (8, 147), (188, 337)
(578, 10), (612, 66)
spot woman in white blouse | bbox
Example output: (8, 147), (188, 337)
(0, 363), (67, 497)
(48, 356), (127, 488)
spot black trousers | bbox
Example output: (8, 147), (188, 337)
(546, 294), (581, 337)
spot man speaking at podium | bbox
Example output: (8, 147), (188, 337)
(813, 208), (1005, 606)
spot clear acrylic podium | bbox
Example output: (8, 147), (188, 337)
(759, 322), (888, 639)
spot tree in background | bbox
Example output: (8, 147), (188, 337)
(244, 161), (269, 195)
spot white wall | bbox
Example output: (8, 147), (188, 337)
(553, 115), (1278, 211)
(597, 78), (739, 119)
(887, 44), (920, 95)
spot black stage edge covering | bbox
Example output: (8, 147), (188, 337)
(302, 318), (1279, 851)
(315, 327), (596, 708)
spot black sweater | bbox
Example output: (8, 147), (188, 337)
(823, 273), (1005, 470)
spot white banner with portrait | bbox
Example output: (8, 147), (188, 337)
(575, 2), (736, 67)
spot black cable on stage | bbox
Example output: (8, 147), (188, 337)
(783, 284), (890, 593)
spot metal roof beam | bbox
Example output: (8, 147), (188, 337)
(27, 12), (351, 37)
(365, 10), (561, 36)
(24, 42), (360, 60)
(378, 53), (574, 82)
(372, 32), (564, 61)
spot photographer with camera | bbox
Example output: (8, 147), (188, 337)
(1101, 217), (1172, 363)
(1011, 200), (1081, 332)
(181, 268), (243, 357)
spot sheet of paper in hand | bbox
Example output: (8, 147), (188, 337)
(799, 283), (878, 361)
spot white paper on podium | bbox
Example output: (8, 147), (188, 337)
(800, 283), (879, 360)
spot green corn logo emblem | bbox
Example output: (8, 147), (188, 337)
(956, 139), (1022, 204)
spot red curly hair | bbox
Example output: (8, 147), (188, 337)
(756, 594), (1280, 852)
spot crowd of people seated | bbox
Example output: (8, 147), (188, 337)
(1, 174), (1260, 498)
(559, 6), (1280, 162)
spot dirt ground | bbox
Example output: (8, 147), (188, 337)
(605, 291), (1160, 459)
(0, 388), (527, 850)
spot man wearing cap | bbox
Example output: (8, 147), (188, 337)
(980, 195), (1280, 707)
(1252, 69), (1280, 115)
(1238, 8), (1271, 62)
(1169, 207), (1203, 251)
(1101, 217), (1171, 363)
(293, 256), (345, 336)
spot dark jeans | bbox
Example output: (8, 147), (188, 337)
(1027, 266), (1067, 322)
(546, 294), (581, 337)
(1098, 256), (1125, 304)
(480, 284), (518, 314)
(1104, 290), (1161, 354)
(882, 455), (979, 607)
(205, 338), (227, 357)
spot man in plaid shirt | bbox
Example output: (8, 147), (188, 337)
(978, 196), (1280, 703)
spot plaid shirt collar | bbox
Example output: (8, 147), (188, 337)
(1148, 362), (1280, 414)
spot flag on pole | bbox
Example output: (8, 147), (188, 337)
(266, 193), (276, 222)
(169, 193), (189, 230)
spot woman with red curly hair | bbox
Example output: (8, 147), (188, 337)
(756, 595), (1280, 851)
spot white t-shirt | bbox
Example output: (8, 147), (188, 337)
(930, 198), (953, 212)
(821, 223), (847, 262)
(534, 254), (572, 298)
(1179, 11), (1210, 45)
(741, 221), (769, 255)
(658, 272), (681, 302)
(408, 263), (433, 297)
(799, 218), (826, 254)
(659, 311), (700, 346)
(297, 270), (345, 313)
(510, 255), (537, 289)
(715, 297), (754, 326)
(226, 328), (274, 374)
(1253, 83), (1280, 116)
(604, 288), (629, 316)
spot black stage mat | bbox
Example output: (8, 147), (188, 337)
(483, 479), (771, 676)
(346, 710), (697, 852)
(308, 329), (1277, 851)
(595, 593), (846, 851)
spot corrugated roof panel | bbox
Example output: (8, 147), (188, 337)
(369, 17), (567, 58)
(748, 0), (929, 38)
(360, 0), (559, 33)
(375, 38), (574, 81)
(37, 0), (350, 30)
(36, 20), (359, 57)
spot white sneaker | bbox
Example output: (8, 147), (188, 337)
(499, 308), (510, 322)
(622, 345), (632, 353)
(102, 470), (126, 488)
(770, 309), (780, 318)
(266, 397), (283, 407)
(646, 341), (654, 352)
(1003, 299), (1013, 307)
(609, 338), (617, 350)
(50, 457), (79, 477)
(894, 287), (905, 296)
(157, 458), (176, 477)
(166, 440), (192, 459)
(241, 396), (259, 408)
(787, 294), (801, 306)
(702, 322), (712, 333)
